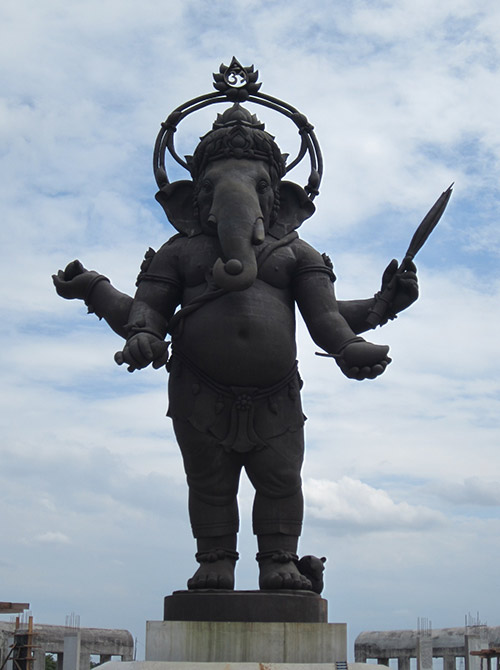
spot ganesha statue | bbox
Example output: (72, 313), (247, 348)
(53, 59), (425, 593)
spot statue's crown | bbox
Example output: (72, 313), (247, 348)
(212, 104), (265, 131)
(187, 104), (287, 182)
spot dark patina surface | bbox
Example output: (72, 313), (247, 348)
(53, 60), (424, 599)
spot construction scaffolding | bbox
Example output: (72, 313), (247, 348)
(0, 616), (36, 670)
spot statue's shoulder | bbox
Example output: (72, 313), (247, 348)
(156, 232), (198, 256)
(289, 237), (336, 281)
(164, 231), (216, 252)
(288, 235), (322, 259)
(150, 233), (218, 287)
(165, 232), (187, 247)
(162, 231), (197, 251)
(260, 234), (322, 267)
(136, 234), (189, 284)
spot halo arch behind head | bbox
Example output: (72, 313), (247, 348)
(153, 58), (323, 201)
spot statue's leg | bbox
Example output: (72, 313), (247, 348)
(173, 419), (242, 590)
(245, 428), (312, 590)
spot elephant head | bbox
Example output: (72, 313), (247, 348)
(155, 106), (315, 291)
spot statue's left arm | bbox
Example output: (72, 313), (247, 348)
(292, 240), (392, 380)
(337, 258), (419, 334)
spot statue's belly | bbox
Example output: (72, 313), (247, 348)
(174, 283), (297, 387)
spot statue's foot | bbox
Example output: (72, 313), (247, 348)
(257, 550), (312, 590)
(187, 548), (238, 590)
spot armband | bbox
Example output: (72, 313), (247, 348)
(293, 264), (336, 282)
(135, 272), (182, 288)
(84, 274), (110, 314)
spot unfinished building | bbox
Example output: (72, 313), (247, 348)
(0, 621), (133, 670)
(355, 626), (500, 670)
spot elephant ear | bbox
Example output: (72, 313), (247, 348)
(269, 181), (316, 239)
(155, 180), (202, 236)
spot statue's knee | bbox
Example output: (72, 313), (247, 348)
(248, 466), (302, 499)
(188, 483), (239, 508)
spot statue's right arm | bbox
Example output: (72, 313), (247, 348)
(53, 242), (183, 371)
(52, 259), (133, 339)
(116, 242), (183, 372)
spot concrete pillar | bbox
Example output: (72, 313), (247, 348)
(57, 653), (64, 670)
(32, 647), (45, 670)
(99, 655), (112, 665)
(355, 650), (368, 663)
(78, 653), (90, 670)
(62, 632), (81, 670)
(399, 655), (411, 670)
(444, 653), (457, 670)
(378, 659), (390, 666)
(466, 633), (488, 670)
(417, 635), (433, 670)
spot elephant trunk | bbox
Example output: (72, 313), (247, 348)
(211, 184), (265, 292)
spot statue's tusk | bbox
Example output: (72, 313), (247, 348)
(253, 217), (265, 245)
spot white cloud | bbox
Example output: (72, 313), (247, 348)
(304, 477), (444, 532)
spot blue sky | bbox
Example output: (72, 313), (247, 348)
(1, 0), (500, 661)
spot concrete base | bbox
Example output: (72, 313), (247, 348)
(99, 664), (381, 670)
(100, 664), (343, 670)
(146, 620), (347, 664)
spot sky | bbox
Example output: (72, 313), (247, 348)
(1, 0), (500, 662)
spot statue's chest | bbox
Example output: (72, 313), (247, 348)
(256, 243), (297, 289)
(176, 236), (297, 290)
(178, 237), (220, 286)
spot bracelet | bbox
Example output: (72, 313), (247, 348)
(84, 274), (110, 307)
(336, 336), (365, 355)
(371, 291), (398, 325)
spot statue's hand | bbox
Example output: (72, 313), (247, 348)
(380, 258), (419, 316)
(52, 260), (97, 300)
(115, 333), (169, 373)
(336, 339), (391, 380)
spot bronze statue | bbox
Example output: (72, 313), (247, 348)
(54, 60), (447, 593)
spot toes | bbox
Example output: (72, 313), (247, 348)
(264, 571), (283, 589)
(187, 572), (217, 589)
(205, 572), (219, 589)
(260, 565), (313, 591)
(298, 574), (312, 590)
(187, 565), (234, 590)
(283, 571), (312, 590)
(281, 571), (299, 589)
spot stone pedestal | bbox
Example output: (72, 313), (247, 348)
(146, 620), (346, 663)
(143, 589), (346, 665)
